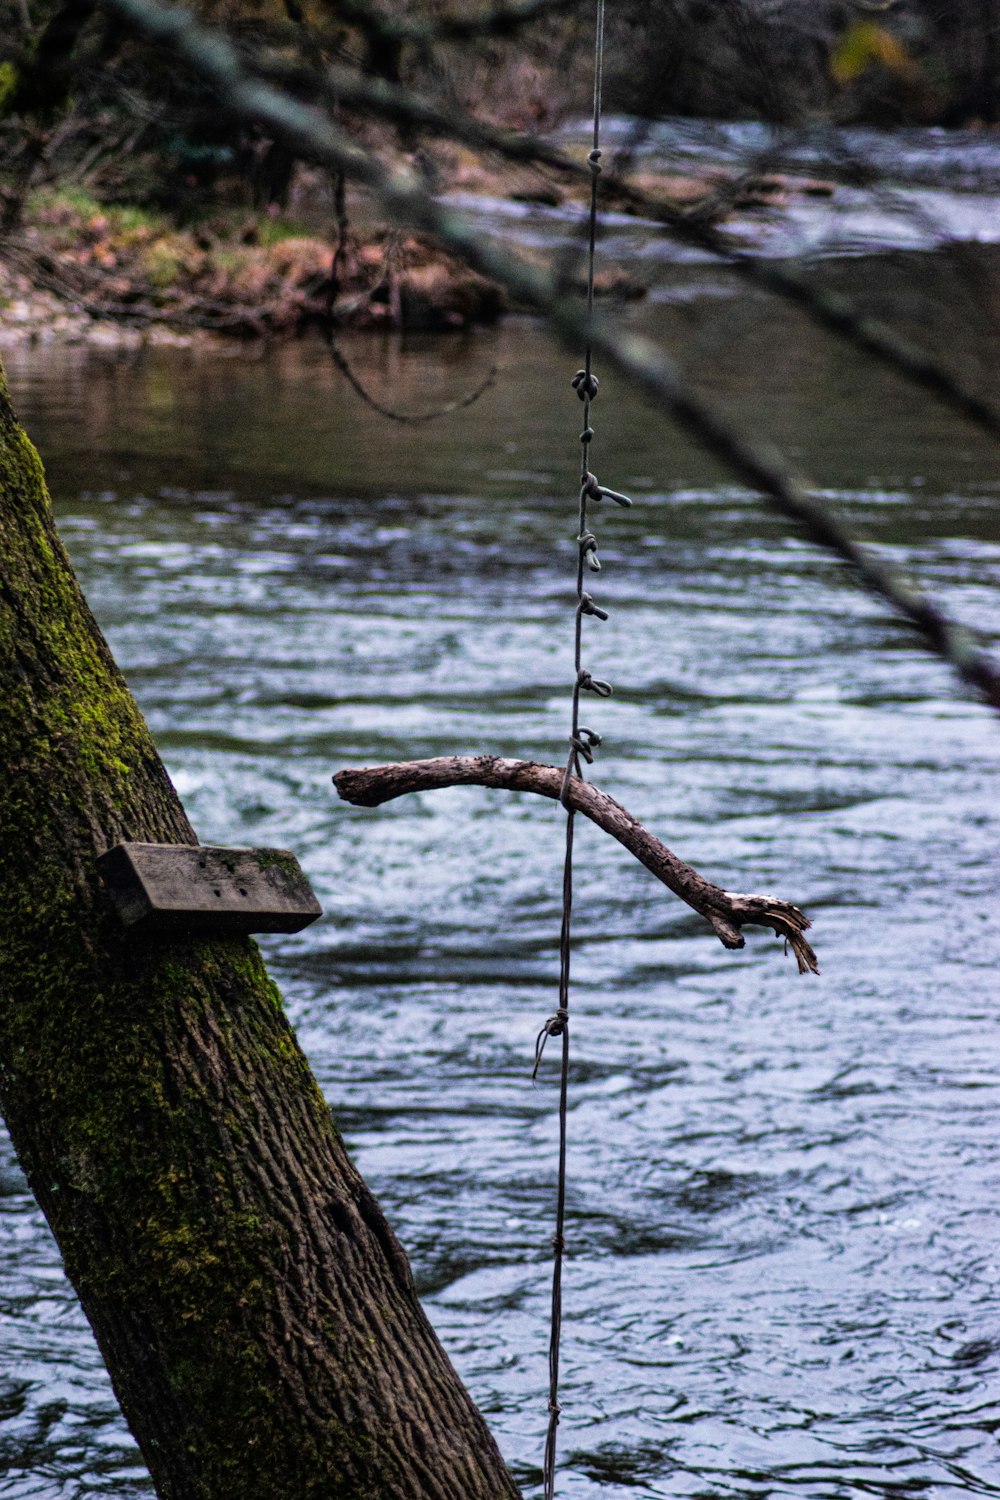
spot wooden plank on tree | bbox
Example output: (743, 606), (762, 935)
(97, 843), (322, 937)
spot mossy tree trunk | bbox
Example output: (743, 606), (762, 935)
(0, 362), (522, 1500)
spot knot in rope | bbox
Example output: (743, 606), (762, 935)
(582, 471), (633, 508)
(578, 529), (601, 572)
(579, 592), (609, 621)
(569, 725), (602, 763)
(532, 1007), (570, 1082)
(572, 369), (600, 402)
(580, 425), (595, 445)
(579, 669), (613, 697)
(588, 148), (603, 174)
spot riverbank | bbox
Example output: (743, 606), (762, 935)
(0, 181), (509, 349)
(0, 156), (839, 349)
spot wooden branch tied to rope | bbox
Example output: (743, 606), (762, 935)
(333, 755), (819, 975)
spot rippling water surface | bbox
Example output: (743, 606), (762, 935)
(2, 238), (1000, 1498)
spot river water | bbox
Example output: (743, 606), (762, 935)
(2, 124), (1000, 1499)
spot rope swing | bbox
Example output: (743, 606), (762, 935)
(320, 1), (811, 1490)
(532, 5), (633, 1494)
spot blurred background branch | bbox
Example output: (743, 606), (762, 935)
(37, 0), (990, 713)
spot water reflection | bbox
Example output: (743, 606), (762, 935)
(1, 280), (999, 1498)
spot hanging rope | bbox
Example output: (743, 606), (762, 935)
(325, 171), (498, 425)
(533, 4), (632, 1496)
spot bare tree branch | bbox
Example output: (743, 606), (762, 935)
(334, 755), (819, 973)
(96, 0), (1000, 713)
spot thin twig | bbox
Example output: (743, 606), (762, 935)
(334, 755), (820, 974)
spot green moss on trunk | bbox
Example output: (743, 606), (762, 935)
(0, 360), (521, 1500)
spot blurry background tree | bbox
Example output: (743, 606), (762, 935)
(3, 0), (1000, 234)
(0, 0), (585, 221)
(3, 0), (1000, 341)
(608, 0), (1000, 126)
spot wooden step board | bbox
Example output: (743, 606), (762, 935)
(98, 843), (322, 937)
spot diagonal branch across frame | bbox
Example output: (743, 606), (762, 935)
(89, 0), (1000, 715)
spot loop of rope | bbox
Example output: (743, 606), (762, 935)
(324, 172), (498, 425)
(558, 746), (581, 809)
(328, 337), (498, 425)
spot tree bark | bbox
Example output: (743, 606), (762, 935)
(0, 362), (522, 1499)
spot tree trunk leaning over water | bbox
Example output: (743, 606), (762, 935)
(0, 362), (522, 1500)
